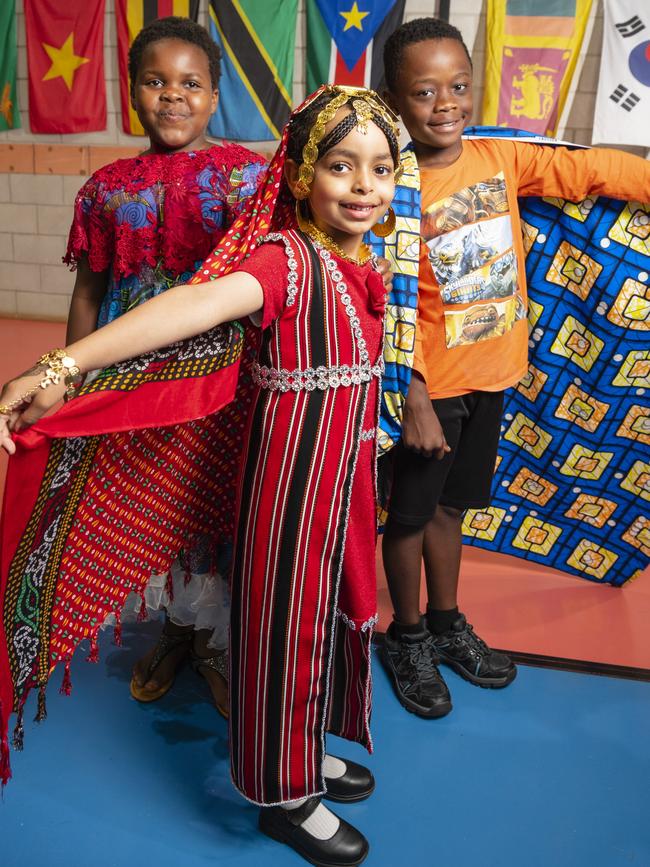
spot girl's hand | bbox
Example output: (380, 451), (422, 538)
(0, 372), (66, 453)
(402, 373), (451, 460)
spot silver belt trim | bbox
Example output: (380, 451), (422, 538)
(252, 361), (383, 392)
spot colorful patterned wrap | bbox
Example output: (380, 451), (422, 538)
(0, 126), (295, 786)
(371, 128), (649, 588)
(0, 83), (392, 790)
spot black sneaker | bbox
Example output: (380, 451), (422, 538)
(430, 613), (517, 689)
(380, 623), (452, 718)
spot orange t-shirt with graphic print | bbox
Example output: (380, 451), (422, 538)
(413, 138), (648, 399)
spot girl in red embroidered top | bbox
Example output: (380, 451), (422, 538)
(65, 16), (266, 339)
(63, 16), (266, 709)
(0, 86), (399, 866)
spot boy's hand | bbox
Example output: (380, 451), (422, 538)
(402, 373), (450, 460)
(376, 257), (394, 294)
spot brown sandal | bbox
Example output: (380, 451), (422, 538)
(190, 648), (229, 719)
(129, 627), (193, 703)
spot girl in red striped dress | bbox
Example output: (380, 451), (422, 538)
(0, 86), (400, 867)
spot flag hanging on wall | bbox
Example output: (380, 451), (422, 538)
(482, 0), (593, 136)
(207, 0), (296, 142)
(25, 0), (105, 134)
(592, 0), (650, 146)
(306, 0), (407, 93)
(116, 0), (199, 136)
(0, 1), (20, 131)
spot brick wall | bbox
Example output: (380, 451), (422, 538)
(0, 0), (645, 321)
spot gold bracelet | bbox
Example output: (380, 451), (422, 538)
(64, 371), (84, 399)
(0, 349), (80, 415)
(37, 349), (81, 386)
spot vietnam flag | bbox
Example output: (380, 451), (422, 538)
(116, 0), (199, 136)
(306, 0), (407, 93)
(25, 0), (106, 134)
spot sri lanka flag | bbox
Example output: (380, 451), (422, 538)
(482, 0), (593, 136)
(116, 0), (199, 136)
(207, 0), (297, 142)
(25, 0), (106, 133)
(306, 0), (405, 93)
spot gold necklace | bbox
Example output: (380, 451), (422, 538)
(302, 220), (373, 266)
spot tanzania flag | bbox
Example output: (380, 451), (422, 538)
(116, 0), (199, 136)
(482, 0), (593, 136)
(207, 0), (296, 142)
(24, 0), (105, 133)
(0, 1), (19, 131)
(306, 0), (406, 92)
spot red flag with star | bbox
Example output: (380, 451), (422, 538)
(25, 0), (106, 133)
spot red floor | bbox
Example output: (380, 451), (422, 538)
(2, 318), (649, 669)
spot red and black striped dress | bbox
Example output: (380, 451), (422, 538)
(232, 230), (385, 805)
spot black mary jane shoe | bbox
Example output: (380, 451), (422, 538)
(259, 796), (369, 867)
(323, 756), (375, 803)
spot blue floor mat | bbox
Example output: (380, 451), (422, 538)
(3, 621), (649, 867)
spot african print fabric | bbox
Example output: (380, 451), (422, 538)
(371, 147), (421, 455)
(0, 124), (294, 785)
(0, 85), (387, 792)
(371, 129), (649, 587)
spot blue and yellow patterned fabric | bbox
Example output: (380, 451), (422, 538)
(372, 129), (649, 586)
(372, 147), (421, 455)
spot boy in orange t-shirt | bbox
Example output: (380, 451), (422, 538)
(379, 17), (650, 718)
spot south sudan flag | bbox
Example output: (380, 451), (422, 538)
(207, 0), (297, 142)
(306, 0), (405, 93)
(115, 0), (200, 136)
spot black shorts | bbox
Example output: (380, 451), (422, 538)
(385, 390), (504, 527)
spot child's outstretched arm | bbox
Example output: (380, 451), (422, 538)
(0, 271), (264, 451)
(515, 143), (650, 203)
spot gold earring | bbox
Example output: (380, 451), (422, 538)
(371, 207), (396, 238)
(295, 200), (312, 233)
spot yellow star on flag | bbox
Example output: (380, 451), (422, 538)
(340, 2), (369, 32)
(42, 32), (90, 91)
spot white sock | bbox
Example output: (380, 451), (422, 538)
(281, 797), (340, 841)
(323, 754), (346, 780)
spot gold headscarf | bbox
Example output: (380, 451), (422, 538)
(292, 85), (402, 199)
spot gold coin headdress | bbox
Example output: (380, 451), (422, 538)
(291, 85), (402, 199)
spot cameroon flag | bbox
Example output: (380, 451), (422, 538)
(0, 1), (19, 130)
(306, 0), (405, 93)
(116, 0), (199, 136)
(207, 0), (297, 142)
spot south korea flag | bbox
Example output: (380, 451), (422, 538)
(593, 0), (650, 147)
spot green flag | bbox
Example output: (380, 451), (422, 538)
(0, 0), (20, 131)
